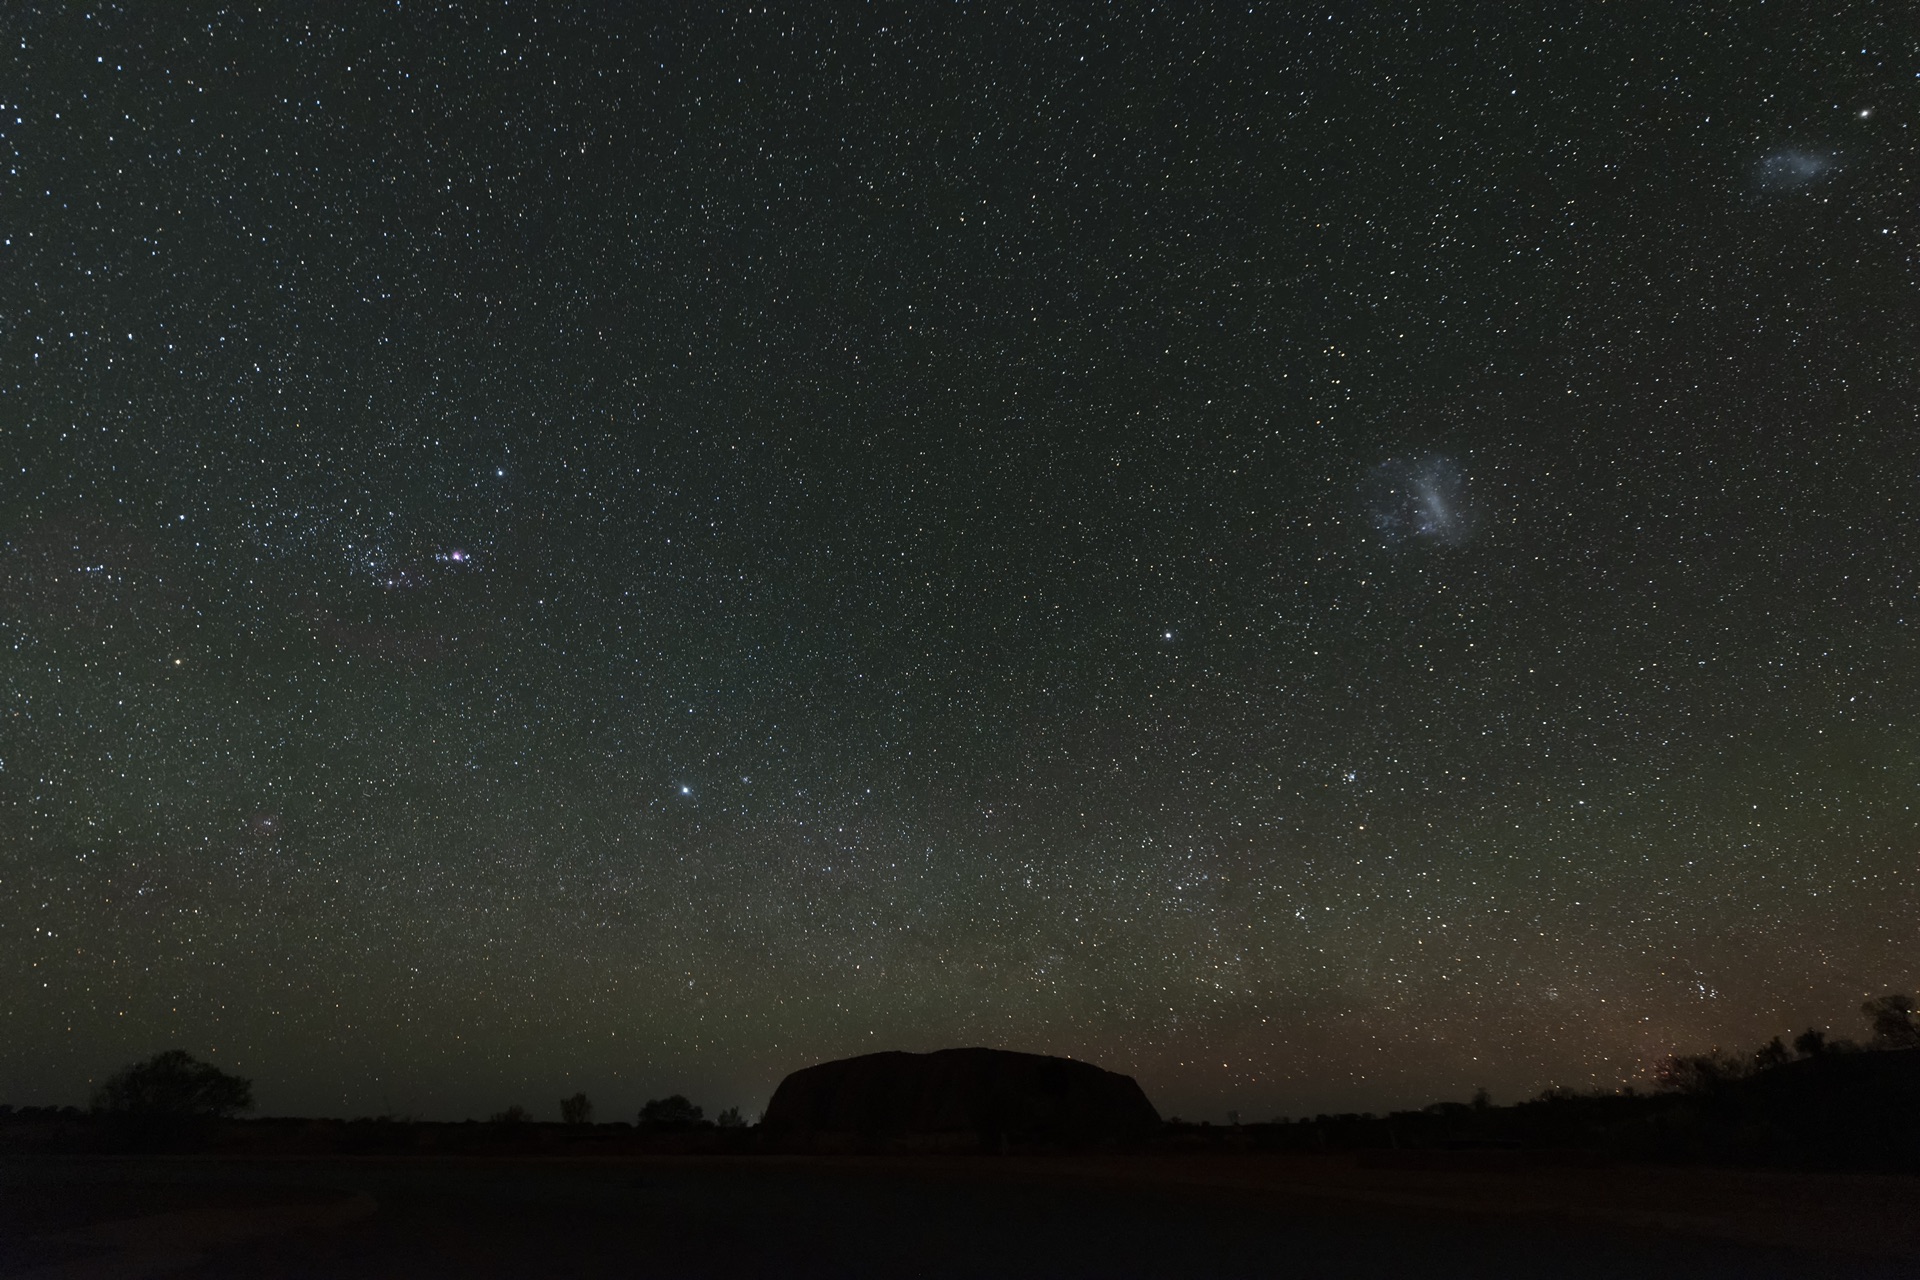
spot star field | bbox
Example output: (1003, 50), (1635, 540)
(2, 3), (1917, 1122)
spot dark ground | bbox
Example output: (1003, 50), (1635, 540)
(3, 1154), (1914, 1279)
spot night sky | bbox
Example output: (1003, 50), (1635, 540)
(3, 4), (1916, 1124)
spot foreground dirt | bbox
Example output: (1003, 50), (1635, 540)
(0, 1185), (373, 1279)
(989, 1151), (1920, 1263)
(2, 1153), (1912, 1278)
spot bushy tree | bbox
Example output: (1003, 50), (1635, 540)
(490, 1104), (532, 1125)
(638, 1094), (704, 1130)
(559, 1092), (594, 1125)
(1654, 1050), (1745, 1095)
(1752, 1036), (1791, 1071)
(91, 1050), (252, 1117)
(1793, 1027), (1828, 1058)
(714, 1106), (745, 1129)
(1862, 994), (1919, 1049)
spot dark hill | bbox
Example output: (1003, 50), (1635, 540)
(762, 1048), (1160, 1149)
(1733, 1044), (1920, 1169)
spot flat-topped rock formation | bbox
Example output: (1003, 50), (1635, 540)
(762, 1047), (1160, 1149)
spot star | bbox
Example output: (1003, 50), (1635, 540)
(6, 3), (1907, 1131)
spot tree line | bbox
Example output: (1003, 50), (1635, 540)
(490, 1092), (746, 1130)
(23, 990), (1915, 1168)
(1654, 992), (1917, 1094)
(67, 1049), (751, 1133)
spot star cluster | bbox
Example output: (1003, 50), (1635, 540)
(1, 4), (1916, 1122)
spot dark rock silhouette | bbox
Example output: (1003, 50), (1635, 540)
(762, 1047), (1159, 1149)
(1738, 1043), (1920, 1168)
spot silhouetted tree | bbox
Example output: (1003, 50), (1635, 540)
(1752, 1036), (1791, 1071)
(1793, 1027), (1828, 1058)
(715, 1106), (746, 1129)
(1655, 1049), (1745, 1095)
(1470, 1087), (1492, 1111)
(559, 1092), (594, 1125)
(489, 1104), (532, 1125)
(1862, 994), (1919, 1049)
(638, 1094), (704, 1130)
(91, 1050), (252, 1118)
